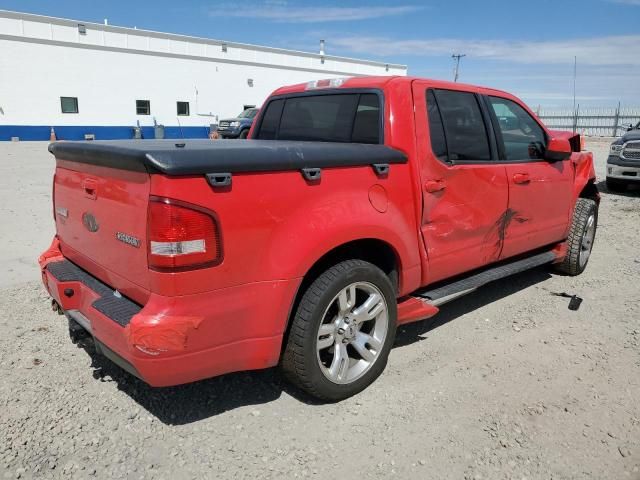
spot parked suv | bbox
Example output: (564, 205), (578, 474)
(217, 108), (259, 139)
(41, 76), (598, 401)
(607, 121), (640, 191)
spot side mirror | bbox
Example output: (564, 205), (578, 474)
(545, 137), (572, 162)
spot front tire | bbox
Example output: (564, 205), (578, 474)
(238, 129), (249, 139)
(282, 260), (397, 401)
(555, 198), (598, 276)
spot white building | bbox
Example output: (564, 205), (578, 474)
(0, 10), (406, 141)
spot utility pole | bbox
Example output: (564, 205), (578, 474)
(452, 53), (466, 82)
(572, 56), (577, 133)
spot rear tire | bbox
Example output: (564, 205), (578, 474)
(606, 177), (627, 192)
(554, 198), (598, 276)
(282, 260), (397, 402)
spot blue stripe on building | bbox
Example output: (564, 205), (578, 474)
(0, 125), (211, 141)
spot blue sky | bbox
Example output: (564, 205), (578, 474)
(1, 0), (639, 108)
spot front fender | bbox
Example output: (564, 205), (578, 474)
(572, 151), (598, 203)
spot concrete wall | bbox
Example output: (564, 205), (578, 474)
(0, 10), (406, 140)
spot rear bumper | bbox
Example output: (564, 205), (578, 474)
(42, 257), (299, 386)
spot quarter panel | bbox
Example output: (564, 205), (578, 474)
(148, 163), (420, 297)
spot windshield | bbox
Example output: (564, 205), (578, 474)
(238, 108), (258, 119)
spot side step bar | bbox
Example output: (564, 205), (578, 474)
(414, 251), (556, 307)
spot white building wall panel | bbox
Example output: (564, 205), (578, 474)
(0, 10), (406, 140)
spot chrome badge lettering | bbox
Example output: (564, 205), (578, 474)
(116, 232), (141, 248)
(55, 206), (69, 218)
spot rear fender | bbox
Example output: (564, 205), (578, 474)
(263, 188), (421, 297)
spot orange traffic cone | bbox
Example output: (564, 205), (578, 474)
(49, 127), (57, 142)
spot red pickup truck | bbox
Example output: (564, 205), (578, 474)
(41, 76), (599, 401)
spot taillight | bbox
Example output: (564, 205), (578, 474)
(52, 173), (57, 220)
(147, 196), (222, 271)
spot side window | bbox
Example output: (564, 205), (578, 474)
(256, 99), (284, 140)
(426, 90), (448, 163)
(351, 94), (380, 144)
(489, 96), (546, 160)
(433, 89), (491, 161)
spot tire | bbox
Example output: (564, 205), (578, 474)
(282, 259), (397, 401)
(554, 198), (598, 276)
(238, 129), (249, 139)
(606, 177), (627, 192)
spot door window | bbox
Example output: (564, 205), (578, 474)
(429, 89), (492, 162)
(426, 90), (449, 163)
(488, 96), (546, 160)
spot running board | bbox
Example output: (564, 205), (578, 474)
(414, 251), (556, 307)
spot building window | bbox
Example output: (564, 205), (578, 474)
(78, 24), (86, 35)
(60, 97), (79, 114)
(177, 101), (190, 116)
(136, 100), (150, 115)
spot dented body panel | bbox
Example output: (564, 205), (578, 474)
(40, 76), (596, 387)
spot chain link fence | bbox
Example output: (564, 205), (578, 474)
(535, 104), (640, 137)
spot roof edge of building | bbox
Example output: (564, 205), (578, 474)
(0, 9), (407, 71)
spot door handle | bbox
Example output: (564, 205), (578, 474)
(512, 173), (530, 184)
(424, 179), (446, 193)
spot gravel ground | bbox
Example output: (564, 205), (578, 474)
(0, 139), (638, 480)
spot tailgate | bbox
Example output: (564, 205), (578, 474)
(54, 160), (151, 292)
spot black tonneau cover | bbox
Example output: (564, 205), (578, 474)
(49, 139), (407, 175)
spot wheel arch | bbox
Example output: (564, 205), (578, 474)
(579, 178), (600, 204)
(573, 152), (600, 204)
(280, 238), (401, 357)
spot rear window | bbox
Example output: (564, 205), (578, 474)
(255, 93), (381, 144)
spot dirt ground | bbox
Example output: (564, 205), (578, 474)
(0, 139), (638, 480)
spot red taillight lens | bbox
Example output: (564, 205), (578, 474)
(52, 173), (57, 220)
(147, 197), (222, 271)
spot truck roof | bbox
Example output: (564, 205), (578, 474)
(270, 76), (514, 99)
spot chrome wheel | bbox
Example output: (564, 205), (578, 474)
(316, 282), (388, 384)
(579, 213), (596, 268)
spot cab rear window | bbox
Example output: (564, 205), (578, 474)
(255, 93), (381, 144)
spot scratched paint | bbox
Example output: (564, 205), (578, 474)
(484, 208), (529, 261)
(38, 237), (64, 269)
(126, 314), (204, 355)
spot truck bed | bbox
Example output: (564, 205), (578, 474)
(48, 139), (407, 175)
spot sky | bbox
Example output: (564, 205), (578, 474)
(1, 0), (639, 108)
